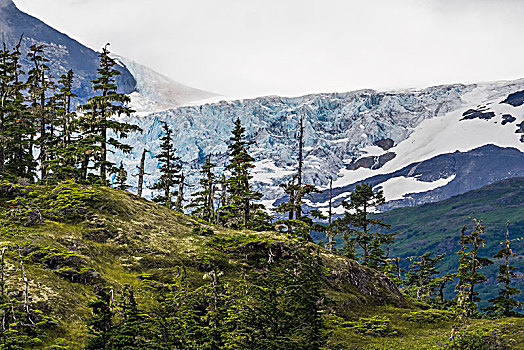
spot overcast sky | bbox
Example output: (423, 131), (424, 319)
(13, 0), (524, 98)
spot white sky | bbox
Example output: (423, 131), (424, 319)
(13, 0), (524, 98)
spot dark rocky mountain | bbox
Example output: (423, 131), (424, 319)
(0, 0), (136, 100)
(303, 144), (524, 212)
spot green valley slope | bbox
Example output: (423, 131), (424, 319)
(379, 177), (524, 303)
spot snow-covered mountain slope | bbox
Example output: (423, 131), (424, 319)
(112, 78), (524, 211)
(303, 144), (524, 215)
(114, 56), (217, 113)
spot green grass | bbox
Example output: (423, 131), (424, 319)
(1, 183), (522, 348)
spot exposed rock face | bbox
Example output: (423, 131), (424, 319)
(502, 114), (516, 125)
(460, 108), (495, 121)
(516, 121), (524, 134)
(322, 255), (405, 306)
(501, 90), (524, 106)
(309, 144), (524, 212)
(0, 0), (136, 100)
(219, 238), (405, 306)
(374, 138), (395, 150)
(348, 152), (396, 170)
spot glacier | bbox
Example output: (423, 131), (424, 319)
(110, 76), (524, 211)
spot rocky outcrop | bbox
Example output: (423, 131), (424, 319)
(322, 255), (406, 307)
(348, 152), (396, 171)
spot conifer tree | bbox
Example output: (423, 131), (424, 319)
(45, 69), (82, 182)
(219, 118), (266, 229)
(453, 220), (493, 319)
(230, 247), (327, 349)
(85, 288), (114, 349)
(296, 115), (305, 218)
(115, 161), (130, 191)
(0, 43), (15, 176)
(175, 172), (186, 212)
(406, 252), (446, 301)
(26, 44), (54, 181)
(326, 176), (335, 251)
(151, 121), (182, 209)
(0, 40), (37, 181)
(187, 155), (216, 221)
(275, 115), (321, 238)
(107, 285), (158, 349)
(484, 221), (522, 317)
(215, 174), (228, 224)
(78, 43), (141, 184)
(334, 183), (395, 266)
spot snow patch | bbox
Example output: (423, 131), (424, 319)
(377, 175), (456, 201)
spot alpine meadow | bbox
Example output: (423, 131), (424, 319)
(0, 0), (522, 349)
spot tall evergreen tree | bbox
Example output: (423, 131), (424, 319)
(484, 221), (522, 317)
(151, 121), (182, 209)
(230, 247), (327, 349)
(334, 183), (395, 266)
(136, 148), (149, 197)
(85, 288), (114, 350)
(453, 220), (493, 320)
(78, 43), (141, 184)
(26, 44), (54, 181)
(275, 115), (321, 238)
(187, 155), (216, 221)
(115, 161), (130, 191)
(0, 40), (37, 181)
(219, 118), (267, 229)
(45, 69), (82, 182)
(296, 115), (305, 219)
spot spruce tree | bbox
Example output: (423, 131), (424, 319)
(406, 252), (446, 301)
(453, 220), (493, 320)
(275, 115), (321, 238)
(78, 43), (141, 184)
(334, 183), (395, 266)
(219, 117), (266, 229)
(187, 155), (216, 221)
(115, 161), (130, 191)
(136, 148), (149, 197)
(26, 44), (54, 181)
(85, 288), (114, 350)
(231, 246), (327, 349)
(296, 115), (305, 218)
(484, 221), (522, 317)
(45, 69), (82, 182)
(151, 121), (182, 209)
(326, 176), (335, 251)
(175, 172), (186, 212)
(1, 40), (37, 181)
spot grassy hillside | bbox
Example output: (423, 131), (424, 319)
(379, 177), (524, 304)
(0, 180), (522, 348)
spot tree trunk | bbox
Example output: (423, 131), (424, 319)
(296, 115), (304, 219)
(176, 173), (185, 211)
(328, 177), (333, 250)
(137, 149), (148, 197)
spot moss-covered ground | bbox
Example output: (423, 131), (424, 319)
(0, 183), (521, 348)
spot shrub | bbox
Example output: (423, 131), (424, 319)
(192, 225), (214, 236)
(347, 316), (398, 337)
(446, 323), (515, 350)
(403, 309), (454, 323)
